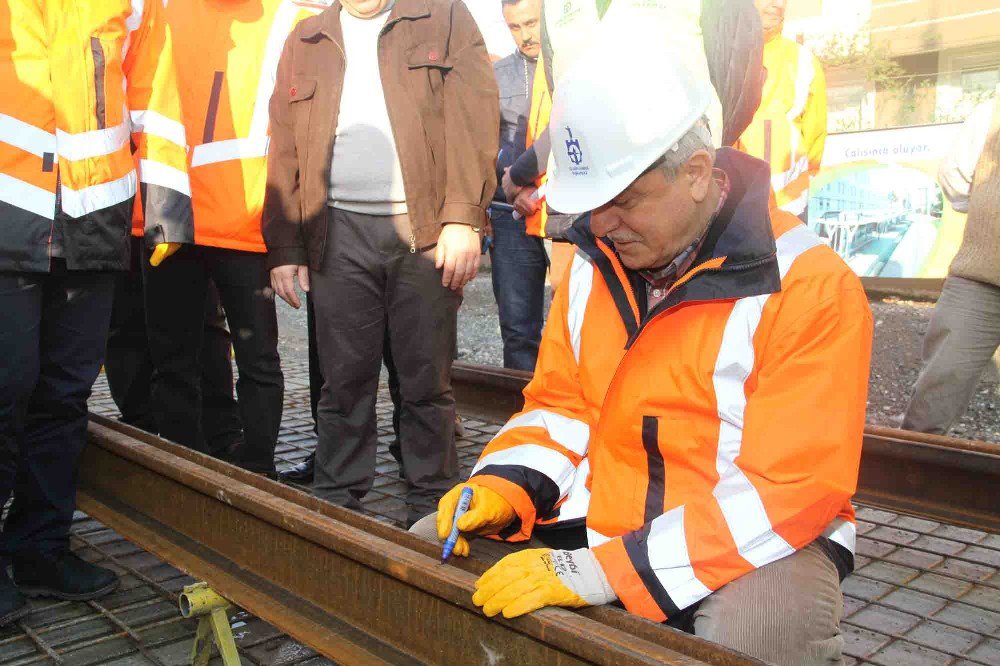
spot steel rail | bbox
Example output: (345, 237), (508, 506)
(77, 414), (763, 666)
(451, 363), (1000, 533)
(860, 277), (943, 301)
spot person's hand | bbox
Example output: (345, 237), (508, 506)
(435, 223), (480, 290)
(148, 242), (181, 267)
(473, 547), (616, 618)
(513, 187), (540, 218)
(270, 264), (310, 309)
(436, 482), (517, 558)
(502, 167), (522, 204)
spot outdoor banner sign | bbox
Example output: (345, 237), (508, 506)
(807, 122), (966, 278)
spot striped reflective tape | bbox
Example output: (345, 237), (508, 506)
(710, 224), (822, 569)
(61, 169), (137, 219)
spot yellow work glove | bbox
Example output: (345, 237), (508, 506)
(472, 547), (617, 619)
(436, 482), (517, 558)
(149, 242), (181, 267)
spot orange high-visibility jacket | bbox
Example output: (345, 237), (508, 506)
(523, 55), (550, 237)
(470, 149), (871, 622)
(1, 0), (193, 273)
(737, 33), (827, 216)
(132, 0), (329, 251)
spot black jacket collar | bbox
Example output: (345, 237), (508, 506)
(566, 148), (782, 342)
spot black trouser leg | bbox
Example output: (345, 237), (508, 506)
(310, 209), (387, 509)
(0, 272), (43, 557)
(383, 325), (404, 471)
(142, 244), (211, 451)
(307, 294), (323, 434)
(109, 238), (241, 452)
(0, 263), (114, 557)
(200, 282), (243, 458)
(105, 237), (157, 432)
(208, 248), (283, 474)
(385, 233), (461, 525)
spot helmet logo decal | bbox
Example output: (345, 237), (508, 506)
(565, 128), (584, 166)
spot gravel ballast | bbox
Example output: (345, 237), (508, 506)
(277, 273), (999, 443)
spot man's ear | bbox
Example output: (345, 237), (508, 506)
(685, 149), (714, 204)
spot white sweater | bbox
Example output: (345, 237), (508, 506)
(329, 6), (408, 216)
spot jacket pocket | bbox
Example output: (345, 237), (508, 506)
(406, 43), (453, 72)
(406, 43), (451, 102)
(287, 78), (318, 155)
(288, 78), (317, 103)
(90, 37), (107, 130)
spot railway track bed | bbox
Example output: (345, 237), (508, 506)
(0, 361), (995, 665)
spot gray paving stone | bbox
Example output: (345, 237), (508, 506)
(879, 588), (948, 617)
(869, 640), (956, 666)
(856, 561), (920, 585)
(910, 572), (975, 600)
(932, 601), (1000, 635)
(906, 620), (982, 655)
(849, 605), (921, 635)
(843, 575), (895, 602)
(841, 624), (891, 659)
(932, 524), (989, 545)
(911, 534), (968, 556)
(967, 637), (1000, 664)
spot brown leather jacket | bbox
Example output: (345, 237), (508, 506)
(263, 0), (499, 269)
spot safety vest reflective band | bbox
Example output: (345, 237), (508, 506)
(470, 149), (870, 622)
(136, 0), (329, 252)
(0, 0), (193, 272)
(524, 58), (551, 238)
(737, 35), (827, 216)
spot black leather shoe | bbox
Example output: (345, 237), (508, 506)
(279, 453), (315, 483)
(0, 568), (28, 626)
(12, 551), (119, 602)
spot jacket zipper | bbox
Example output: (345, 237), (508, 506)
(409, 233), (416, 253)
(593, 253), (776, 478)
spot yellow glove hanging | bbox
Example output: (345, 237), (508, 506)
(149, 242), (181, 267)
(472, 547), (617, 619)
(436, 482), (517, 558)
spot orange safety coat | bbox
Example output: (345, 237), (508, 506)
(1, 0), (192, 272)
(470, 149), (872, 621)
(523, 56), (550, 238)
(132, 0), (330, 251)
(736, 32), (827, 216)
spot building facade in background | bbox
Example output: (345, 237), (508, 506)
(785, 0), (999, 131)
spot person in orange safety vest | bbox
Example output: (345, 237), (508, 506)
(137, 0), (332, 475)
(423, 32), (871, 666)
(0, 0), (193, 624)
(736, 0), (827, 218)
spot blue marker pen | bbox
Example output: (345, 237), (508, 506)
(441, 486), (474, 563)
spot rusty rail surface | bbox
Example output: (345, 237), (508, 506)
(78, 414), (762, 666)
(860, 277), (943, 301)
(451, 363), (1000, 533)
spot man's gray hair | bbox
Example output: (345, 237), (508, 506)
(658, 116), (715, 180)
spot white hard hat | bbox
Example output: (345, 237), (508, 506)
(545, 31), (715, 215)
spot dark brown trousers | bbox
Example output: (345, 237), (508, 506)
(310, 208), (461, 525)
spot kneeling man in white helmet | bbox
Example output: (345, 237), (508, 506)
(419, 35), (873, 666)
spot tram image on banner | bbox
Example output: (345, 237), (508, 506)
(807, 165), (944, 277)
